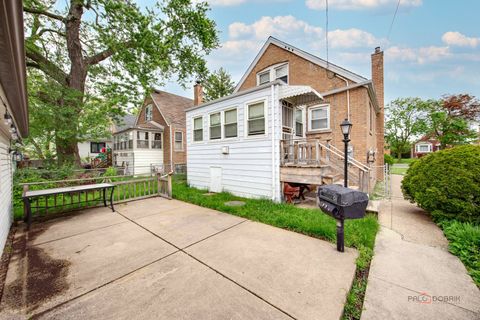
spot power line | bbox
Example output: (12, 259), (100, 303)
(325, 0), (329, 69)
(387, 0), (401, 42)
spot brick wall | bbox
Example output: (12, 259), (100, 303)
(239, 43), (385, 182)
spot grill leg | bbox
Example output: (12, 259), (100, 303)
(336, 219), (344, 252)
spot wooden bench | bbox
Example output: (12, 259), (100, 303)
(22, 183), (115, 228)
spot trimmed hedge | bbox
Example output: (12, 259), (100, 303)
(402, 145), (480, 224)
(384, 154), (394, 166)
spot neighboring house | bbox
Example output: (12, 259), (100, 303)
(411, 136), (440, 158)
(112, 90), (192, 174)
(78, 138), (113, 162)
(0, 1), (29, 252)
(186, 37), (384, 201)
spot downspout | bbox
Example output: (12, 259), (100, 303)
(271, 84), (276, 201)
(170, 126), (173, 172)
(335, 74), (350, 120)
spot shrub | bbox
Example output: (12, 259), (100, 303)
(441, 220), (480, 287)
(402, 145), (480, 224)
(383, 154), (394, 166)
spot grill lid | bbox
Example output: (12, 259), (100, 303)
(317, 184), (368, 206)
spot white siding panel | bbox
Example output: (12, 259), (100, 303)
(187, 85), (280, 200)
(0, 133), (13, 254)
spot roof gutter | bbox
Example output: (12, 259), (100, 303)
(320, 80), (380, 113)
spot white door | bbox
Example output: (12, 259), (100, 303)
(210, 167), (222, 193)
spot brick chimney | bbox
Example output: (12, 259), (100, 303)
(193, 80), (203, 106)
(371, 46), (385, 179)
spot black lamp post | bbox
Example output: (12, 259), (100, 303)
(335, 119), (352, 252)
(340, 119), (352, 187)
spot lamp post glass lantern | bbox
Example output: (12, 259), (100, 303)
(340, 119), (352, 188)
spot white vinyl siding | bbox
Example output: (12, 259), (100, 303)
(309, 105), (330, 131)
(247, 101), (266, 136)
(193, 117), (203, 142)
(186, 85), (281, 201)
(0, 135), (13, 253)
(224, 109), (237, 138)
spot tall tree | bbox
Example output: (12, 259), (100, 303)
(385, 98), (426, 159)
(23, 0), (218, 165)
(422, 94), (480, 149)
(202, 68), (235, 102)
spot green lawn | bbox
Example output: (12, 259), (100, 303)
(390, 166), (408, 175)
(393, 158), (416, 164)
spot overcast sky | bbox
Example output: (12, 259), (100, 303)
(142, 0), (480, 104)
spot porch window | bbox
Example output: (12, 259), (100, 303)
(174, 131), (183, 151)
(210, 112), (221, 140)
(128, 131), (133, 149)
(153, 133), (162, 149)
(224, 109), (237, 138)
(258, 71), (270, 85)
(282, 101), (293, 138)
(295, 109), (303, 137)
(193, 117), (203, 142)
(275, 65), (288, 83)
(247, 102), (265, 136)
(137, 131), (149, 148)
(309, 105), (329, 131)
(145, 104), (153, 121)
(416, 143), (432, 153)
(90, 142), (105, 153)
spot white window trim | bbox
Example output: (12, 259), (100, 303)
(294, 107), (306, 138)
(308, 104), (330, 132)
(416, 143), (432, 153)
(244, 98), (268, 138)
(256, 63), (289, 86)
(145, 104), (153, 122)
(174, 131), (183, 151)
(192, 116), (204, 143)
(208, 111), (222, 141)
(223, 107), (238, 140)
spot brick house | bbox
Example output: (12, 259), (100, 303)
(411, 136), (441, 158)
(236, 37), (385, 181)
(185, 37), (384, 201)
(113, 89), (192, 174)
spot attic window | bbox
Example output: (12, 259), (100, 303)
(256, 63), (289, 86)
(145, 104), (153, 121)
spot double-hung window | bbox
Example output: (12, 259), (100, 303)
(174, 132), (183, 150)
(256, 63), (288, 86)
(193, 117), (203, 142)
(275, 65), (288, 83)
(295, 109), (303, 137)
(145, 104), (153, 121)
(247, 102), (265, 136)
(90, 142), (106, 153)
(258, 71), (270, 85)
(309, 105), (329, 131)
(209, 113), (221, 140)
(224, 109), (237, 138)
(416, 143), (432, 153)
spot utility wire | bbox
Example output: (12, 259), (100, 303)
(387, 0), (401, 42)
(325, 0), (329, 70)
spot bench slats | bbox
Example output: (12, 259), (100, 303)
(24, 183), (114, 198)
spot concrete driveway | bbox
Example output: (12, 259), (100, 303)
(1, 197), (357, 320)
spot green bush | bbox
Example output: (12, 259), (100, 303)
(402, 145), (480, 224)
(383, 154), (394, 166)
(441, 220), (480, 287)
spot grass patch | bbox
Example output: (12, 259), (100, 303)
(172, 180), (379, 249)
(390, 166), (408, 175)
(393, 158), (416, 164)
(440, 220), (480, 287)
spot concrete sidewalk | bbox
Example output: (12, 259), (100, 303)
(1, 197), (358, 320)
(362, 175), (480, 320)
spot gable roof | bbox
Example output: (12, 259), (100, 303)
(150, 89), (193, 127)
(234, 36), (368, 93)
(114, 114), (137, 133)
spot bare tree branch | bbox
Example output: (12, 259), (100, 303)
(85, 41), (133, 66)
(24, 6), (67, 23)
(37, 28), (66, 38)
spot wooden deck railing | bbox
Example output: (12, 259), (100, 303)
(280, 139), (371, 192)
(19, 173), (172, 220)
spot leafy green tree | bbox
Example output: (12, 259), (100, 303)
(202, 68), (235, 102)
(23, 0), (218, 165)
(385, 98), (426, 160)
(421, 94), (480, 149)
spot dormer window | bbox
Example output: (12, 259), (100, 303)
(145, 104), (153, 121)
(256, 63), (288, 86)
